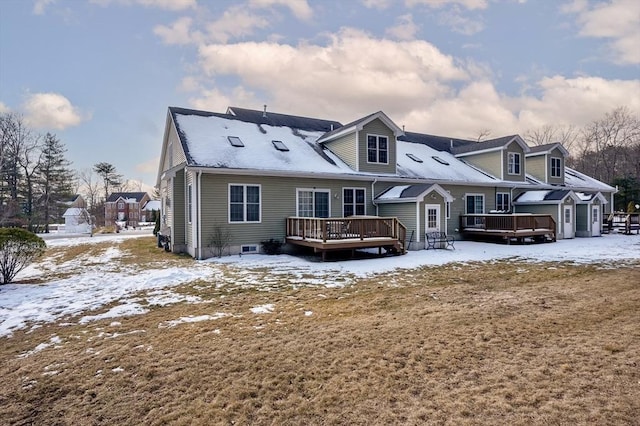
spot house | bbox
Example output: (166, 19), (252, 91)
(104, 192), (151, 227)
(65, 194), (87, 209)
(63, 207), (92, 234)
(156, 106), (616, 259)
(142, 200), (161, 223)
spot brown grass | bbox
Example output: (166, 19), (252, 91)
(1, 239), (639, 425)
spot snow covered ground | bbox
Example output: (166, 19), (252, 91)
(1, 233), (638, 339)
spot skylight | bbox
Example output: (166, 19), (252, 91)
(272, 140), (289, 151)
(432, 156), (450, 165)
(405, 153), (423, 163)
(228, 136), (244, 147)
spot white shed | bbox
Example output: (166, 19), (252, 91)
(63, 208), (92, 233)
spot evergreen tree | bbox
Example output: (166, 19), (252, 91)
(94, 162), (123, 202)
(39, 133), (75, 233)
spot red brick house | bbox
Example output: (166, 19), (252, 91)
(104, 192), (151, 227)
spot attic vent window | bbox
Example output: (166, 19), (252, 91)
(272, 140), (289, 151)
(228, 136), (244, 147)
(432, 156), (450, 166)
(406, 153), (423, 163)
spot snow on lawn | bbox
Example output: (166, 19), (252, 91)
(1, 232), (638, 339)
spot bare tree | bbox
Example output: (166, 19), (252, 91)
(523, 124), (578, 151)
(475, 129), (492, 142)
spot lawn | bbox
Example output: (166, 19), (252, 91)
(0, 236), (639, 425)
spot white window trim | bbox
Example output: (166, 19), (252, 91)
(342, 187), (367, 217)
(366, 134), (389, 165)
(228, 183), (262, 224)
(551, 156), (562, 178)
(241, 244), (259, 254)
(296, 188), (331, 217)
(465, 193), (485, 214)
(507, 152), (521, 175)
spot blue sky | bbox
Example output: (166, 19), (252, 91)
(0, 0), (638, 192)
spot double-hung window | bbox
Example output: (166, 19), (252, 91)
(496, 192), (510, 212)
(343, 188), (365, 217)
(466, 194), (484, 226)
(551, 157), (562, 178)
(367, 135), (388, 164)
(297, 189), (330, 218)
(507, 152), (521, 175)
(229, 184), (261, 223)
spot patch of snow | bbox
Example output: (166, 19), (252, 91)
(158, 313), (228, 328)
(17, 335), (62, 359)
(250, 304), (275, 314)
(304, 311), (313, 316)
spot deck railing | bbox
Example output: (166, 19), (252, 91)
(287, 216), (406, 244)
(460, 214), (556, 233)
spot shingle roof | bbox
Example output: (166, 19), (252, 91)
(451, 135), (520, 155)
(526, 142), (570, 157)
(398, 131), (474, 153)
(226, 106), (342, 132)
(106, 192), (149, 202)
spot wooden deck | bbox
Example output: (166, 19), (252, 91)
(460, 214), (556, 244)
(286, 217), (407, 260)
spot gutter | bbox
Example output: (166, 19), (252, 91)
(371, 179), (378, 216)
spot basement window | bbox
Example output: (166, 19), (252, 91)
(432, 156), (450, 166)
(241, 244), (259, 254)
(406, 153), (423, 163)
(228, 136), (244, 147)
(272, 140), (289, 151)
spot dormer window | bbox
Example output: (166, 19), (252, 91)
(367, 135), (388, 164)
(432, 156), (449, 166)
(551, 157), (562, 177)
(406, 153), (423, 163)
(228, 136), (244, 147)
(272, 140), (289, 151)
(508, 152), (521, 175)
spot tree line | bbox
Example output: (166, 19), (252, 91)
(0, 113), (138, 232)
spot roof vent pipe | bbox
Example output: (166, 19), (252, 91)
(402, 125), (405, 132)
(330, 124), (333, 131)
(263, 104), (267, 118)
(450, 139), (453, 149)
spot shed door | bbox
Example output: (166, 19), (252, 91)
(425, 204), (441, 233)
(563, 205), (574, 239)
(592, 206), (601, 236)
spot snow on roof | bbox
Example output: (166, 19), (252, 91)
(514, 190), (550, 203)
(377, 185), (411, 200)
(564, 167), (615, 192)
(144, 200), (161, 211)
(397, 141), (499, 183)
(175, 113), (355, 175)
(63, 208), (86, 216)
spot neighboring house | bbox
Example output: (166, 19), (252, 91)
(65, 194), (87, 209)
(63, 207), (92, 234)
(157, 106), (616, 259)
(104, 192), (151, 227)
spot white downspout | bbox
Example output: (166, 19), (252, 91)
(371, 179), (378, 216)
(197, 171), (203, 260)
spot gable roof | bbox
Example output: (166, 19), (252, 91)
(452, 135), (530, 156)
(106, 192), (149, 203)
(226, 106), (342, 132)
(376, 183), (454, 203)
(398, 132), (474, 153)
(526, 142), (570, 158)
(513, 189), (579, 204)
(317, 111), (404, 144)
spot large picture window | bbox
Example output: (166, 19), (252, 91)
(507, 152), (521, 175)
(367, 135), (388, 164)
(551, 157), (562, 178)
(229, 184), (261, 223)
(343, 188), (365, 217)
(297, 189), (330, 218)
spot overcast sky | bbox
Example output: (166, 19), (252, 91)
(0, 0), (639, 191)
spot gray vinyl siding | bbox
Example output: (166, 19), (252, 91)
(162, 123), (187, 172)
(547, 148), (565, 185)
(358, 119), (397, 174)
(324, 133), (357, 170)
(185, 171), (194, 254)
(459, 151), (501, 179)
(197, 174), (377, 257)
(377, 203), (417, 249)
(526, 155), (546, 182)
(444, 185), (496, 237)
(172, 169), (186, 248)
(503, 141), (526, 182)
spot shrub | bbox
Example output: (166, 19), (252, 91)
(0, 228), (46, 284)
(260, 239), (283, 255)
(209, 223), (231, 258)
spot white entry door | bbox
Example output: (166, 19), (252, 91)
(425, 204), (441, 233)
(563, 205), (574, 239)
(592, 206), (601, 236)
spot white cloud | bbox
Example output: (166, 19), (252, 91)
(206, 6), (270, 43)
(89, 0), (195, 10)
(0, 101), (10, 114)
(153, 17), (202, 45)
(361, 0), (393, 9)
(405, 0), (488, 10)
(33, 0), (55, 15)
(249, 0), (313, 20)
(563, 0), (640, 64)
(438, 6), (484, 35)
(386, 14), (419, 40)
(22, 93), (88, 130)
